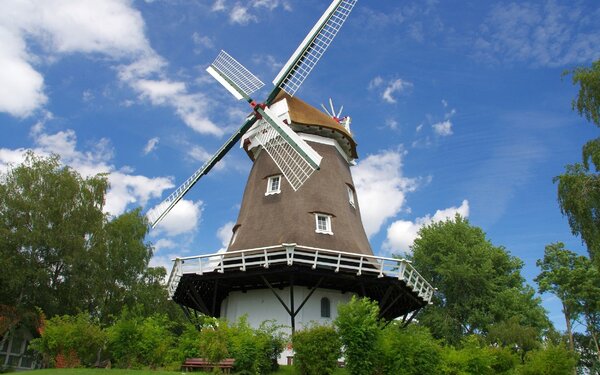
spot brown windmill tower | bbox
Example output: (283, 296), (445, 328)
(149, 0), (434, 358)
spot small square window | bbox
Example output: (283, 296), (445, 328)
(266, 175), (281, 195)
(347, 185), (355, 208)
(315, 214), (333, 235)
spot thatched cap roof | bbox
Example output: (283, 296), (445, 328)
(273, 91), (358, 159)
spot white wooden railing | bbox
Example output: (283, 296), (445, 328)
(167, 243), (435, 304)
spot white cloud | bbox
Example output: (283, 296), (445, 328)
(212, 0), (226, 12)
(382, 79), (413, 103)
(192, 32), (213, 53)
(0, 27), (47, 117)
(215, 0), (291, 25)
(368, 76), (413, 104)
(0, 0), (223, 136)
(217, 221), (235, 248)
(385, 118), (399, 130)
(143, 137), (160, 155)
(475, 1), (600, 67)
(151, 199), (203, 236)
(154, 238), (176, 252)
(0, 124), (174, 217)
(368, 76), (383, 89)
(384, 200), (470, 254)
(353, 149), (418, 237)
(432, 120), (453, 136)
(230, 5), (258, 25)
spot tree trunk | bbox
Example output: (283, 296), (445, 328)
(563, 302), (575, 352)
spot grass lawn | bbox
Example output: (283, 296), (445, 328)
(29, 367), (349, 375)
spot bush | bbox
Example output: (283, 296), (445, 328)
(29, 313), (105, 368)
(440, 335), (495, 375)
(107, 309), (175, 368)
(293, 324), (341, 375)
(226, 317), (286, 374)
(379, 324), (442, 375)
(335, 296), (382, 375)
(519, 344), (577, 375)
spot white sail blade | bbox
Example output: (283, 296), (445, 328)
(207, 50), (264, 100)
(147, 115), (258, 228)
(272, 0), (358, 97)
(253, 106), (322, 191)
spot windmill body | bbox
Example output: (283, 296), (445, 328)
(161, 0), (435, 363)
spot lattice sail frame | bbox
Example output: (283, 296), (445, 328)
(273, 0), (358, 97)
(206, 50), (264, 100)
(253, 107), (322, 191)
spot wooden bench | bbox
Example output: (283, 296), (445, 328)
(181, 358), (235, 373)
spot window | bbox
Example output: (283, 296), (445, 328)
(347, 185), (355, 208)
(266, 175), (281, 195)
(315, 213), (333, 235)
(321, 297), (331, 318)
(230, 225), (240, 245)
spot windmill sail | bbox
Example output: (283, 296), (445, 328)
(206, 54), (323, 191)
(270, 0), (358, 100)
(147, 115), (257, 228)
(148, 0), (357, 229)
(206, 50), (264, 100)
(254, 106), (322, 191)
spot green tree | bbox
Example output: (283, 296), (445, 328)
(487, 317), (539, 364)
(0, 152), (165, 328)
(409, 215), (550, 345)
(570, 256), (600, 363)
(535, 242), (580, 352)
(557, 59), (600, 265)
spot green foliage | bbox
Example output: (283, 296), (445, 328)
(198, 326), (229, 370)
(574, 332), (600, 374)
(487, 317), (539, 364)
(409, 215), (550, 345)
(107, 309), (175, 369)
(519, 344), (577, 375)
(335, 296), (382, 375)
(379, 324), (442, 375)
(535, 242), (582, 351)
(195, 317), (286, 374)
(0, 151), (169, 327)
(558, 58), (600, 264)
(292, 324), (341, 375)
(29, 313), (106, 367)
(440, 335), (496, 375)
(569, 59), (600, 126)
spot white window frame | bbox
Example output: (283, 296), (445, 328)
(265, 175), (282, 195)
(315, 213), (333, 235)
(347, 185), (355, 208)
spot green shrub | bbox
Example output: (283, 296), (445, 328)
(107, 309), (175, 368)
(379, 324), (442, 375)
(519, 344), (577, 375)
(489, 347), (519, 374)
(29, 313), (106, 368)
(293, 324), (341, 375)
(334, 296), (382, 375)
(223, 317), (286, 374)
(440, 336), (495, 375)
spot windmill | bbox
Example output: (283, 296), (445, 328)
(147, 0), (357, 228)
(162, 0), (434, 363)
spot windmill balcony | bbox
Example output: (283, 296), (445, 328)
(167, 244), (434, 322)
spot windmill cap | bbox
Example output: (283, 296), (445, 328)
(273, 91), (358, 159)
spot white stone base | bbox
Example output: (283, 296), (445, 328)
(220, 286), (355, 364)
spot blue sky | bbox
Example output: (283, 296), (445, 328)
(1, 0), (599, 331)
